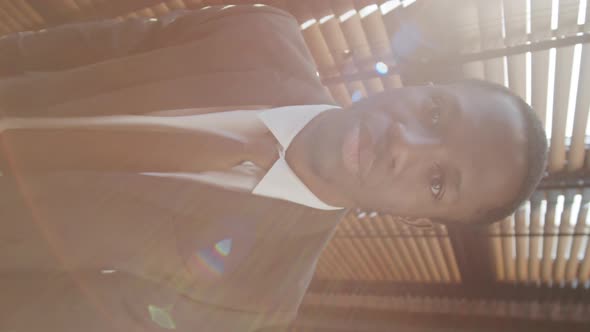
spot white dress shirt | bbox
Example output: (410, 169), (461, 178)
(0, 105), (344, 210)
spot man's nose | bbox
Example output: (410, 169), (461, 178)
(393, 122), (443, 151)
(388, 122), (445, 170)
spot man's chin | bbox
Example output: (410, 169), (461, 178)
(320, 173), (365, 205)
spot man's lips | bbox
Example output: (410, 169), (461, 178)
(358, 123), (376, 181)
(342, 124), (360, 177)
(342, 122), (376, 182)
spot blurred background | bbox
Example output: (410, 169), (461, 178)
(1, 0), (590, 331)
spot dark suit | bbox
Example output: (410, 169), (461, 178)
(0, 6), (345, 331)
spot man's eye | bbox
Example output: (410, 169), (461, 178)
(430, 179), (442, 197)
(430, 173), (444, 199)
(428, 97), (443, 127)
(430, 106), (441, 126)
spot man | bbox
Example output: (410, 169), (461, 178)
(0, 4), (546, 332)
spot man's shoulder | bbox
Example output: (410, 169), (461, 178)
(156, 4), (299, 39)
(152, 5), (336, 107)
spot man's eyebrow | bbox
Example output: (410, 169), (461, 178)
(448, 164), (462, 203)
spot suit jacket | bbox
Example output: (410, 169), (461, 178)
(0, 5), (346, 331)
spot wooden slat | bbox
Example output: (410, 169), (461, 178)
(182, 0), (205, 8)
(557, 0), (584, 35)
(356, 3), (402, 88)
(453, 1), (485, 79)
(299, 15), (352, 106)
(375, 216), (414, 281)
(514, 205), (529, 282)
(315, 7), (369, 100)
(136, 7), (157, 17)
(0, 21), (9, 35)
(477, 0), (506, 85)
(458, 0), (485, 79)
(549, 0), (581, 171)
(314, 246), (333, 279)
(334, 237), (374, 280)
(378, 1), (404, 65)
(425, 228), (452, 283)
(351, 236), (385, 280)
(34, 0), (83, 23)
(331, 217), (367, 280)
(10, 0), (45, 27)
(349, 216), (390, 280)
(203, 0), (224, 5)
(435, 224), (462, 282)
(358, 215), (402, 280)
(530, 0), (553, 40)
(167, 0), (187, 9)
(501, 216), (517, 281)
(541, 192), (560, 283)
(3, 0), (40, 30)
(490, 221), (506, 280)
(150, 2), (171, 15)
(393, 222), (432, 282)
(314, 249), (333, 279)
(383, 216), (424, 281)
(578, 233), (590, 283)
(0, 6), (25, 32)
(553, 190), (577, 282)
(549, 44), (576, 172)
(373, 215), (411, 280)
(567, 44), (590, 170)
(344, 215), (383, 280)
(565, 190), (590, 283)
(530, 0), (553, 127)
(528, 192), (545, 283)
(332, 1), (384, 95)
(338, 216), (375, 280)
(375, 236), (404, 280)
(325, 242), (358, 280)
(503, 0), (528, 100)
(411, 227), (442, 282)
(121, 11), (140, 19)
(72, 0), (99, 15)
(300, 293), (590, 322)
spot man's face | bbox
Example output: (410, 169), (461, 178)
(303, 83), (528, 223)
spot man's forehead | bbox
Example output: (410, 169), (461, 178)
(453, 126), (527, 221)
(455, 157), (524, 222)
(452, 85), (526, 129)
(439, 84), (528, 222)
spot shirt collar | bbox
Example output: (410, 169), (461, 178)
(253, 105), (343, 211)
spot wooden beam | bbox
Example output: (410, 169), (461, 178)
(321, 30), (590, 85)
(293, 305), (590, 332)
(307, 280), (590, 303)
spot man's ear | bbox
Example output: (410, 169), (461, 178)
(354, 210), (437, 229)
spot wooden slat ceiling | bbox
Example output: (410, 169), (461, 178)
(2, 0), (590, 328)
(315, 214), (460, 283)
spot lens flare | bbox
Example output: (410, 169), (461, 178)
(375, 62), (389, 75)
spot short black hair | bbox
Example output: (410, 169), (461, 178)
(449, 79), (548, 226)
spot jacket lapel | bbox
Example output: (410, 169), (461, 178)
(0, 170), (344, 309)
